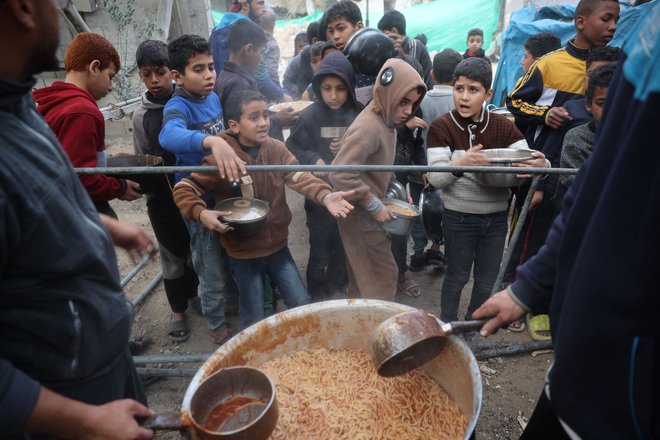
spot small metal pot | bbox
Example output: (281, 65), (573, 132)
(381, 198), (420, 236)
(214, 198), (269, 238)
(385, 180), (407, 201)
(106, 154), (165, 194)
(419, 186), (444, 242)
(476, 148), (537, 188)
(344, 28), (397, 76)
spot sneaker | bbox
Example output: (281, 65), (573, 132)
(425, 249), (447, 266)
(409, 253), (426, 272)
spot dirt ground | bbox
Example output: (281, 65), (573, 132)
(107, 136), (551, 439)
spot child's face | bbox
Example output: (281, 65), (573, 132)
(319, 75), (348, 110)
(246, 44), (265, 73)
(138, 64), (173, 98)
(229, 99), (270, 147)
(453, 76), (493, 120)
(467, 35), (483, 54)
(577, 1), (619, 48)
(326, 18), (362, 51)
(586, 86), (608, 122)
(295, 38), (307, 56)
(174, 53), (216, 97)
(392, 88), (421, 126)
(310, 54), (322, 73)
(521, 49), (536, 74)
(88, 61), (117, 101)
(585, 60), (607, 88)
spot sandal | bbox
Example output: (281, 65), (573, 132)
(209, 326), (232, 345)
(397, 277), (421, 298)
(526, 313), (552, 341)
(167, 316), (188, 342)
(507, 319), (526, 332)
(128, 335), (152, 355)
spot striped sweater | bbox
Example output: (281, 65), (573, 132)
(427, 109), (528, 214)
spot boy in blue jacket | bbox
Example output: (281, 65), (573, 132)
(159, 34), (245, 344)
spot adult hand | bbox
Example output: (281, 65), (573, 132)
(421, 173), (429, 187)
(199, 209), (234, 234)
(100, 215), (157, 264)
(119, 180), (142, 201)
(453, 144), (490, 167)
(329, 138), (342, 155)
(323, 190), (355, 218)
(282, 94), (293, 103)
(405, 116), (428, 131)
(388, 33), (403, 52)
(373, 205), (396, 222)
(276, 108), (297, 127)
(78, 399), (155, 440)
(546, 107), (571, 129)
(204, 135), (246, 182)
(472, 289), (526, 336)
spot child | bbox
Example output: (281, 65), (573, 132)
(324, 1), (363, 52)
(557, 62), (616, 200)
(415, 48), (463, 270)
(173, 90), (354, 329)
(521, 32), (562, 74)
(377, 10), (433, 88)
(33, 32), (142, 218)
(300, 41), (334, 100)
(216, 19), (291, 140)
(159, 34), (245, 344)
(286, 52), (363, 301)
(505, 0), (620, 287)
(463, 28), (487, 60)
(260, 9), (281, 86)
(131, 39), (200, 342)
(426, 58), (549, 323)
(330, 58), (426, 301)
(293, 31), (308, 57)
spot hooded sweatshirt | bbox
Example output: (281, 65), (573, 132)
(173, 131), (333, 260)
(286, 52), (364, 166)
(330, 58), (426, 208)
(33, 81), (125, 200)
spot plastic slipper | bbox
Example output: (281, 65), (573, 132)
(507, 320), (526, 332)
(526, 313), (552, 341)
(167, 317), (188, 342)
(397, 278), (421, 298)
(209, 326), (232, 345)
(128, 335), (152, 355)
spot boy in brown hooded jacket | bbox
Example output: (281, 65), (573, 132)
(174, 90), (354, 329)
(330, 58), (426, 301)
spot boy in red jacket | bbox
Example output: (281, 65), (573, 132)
(33, 32), (141, 217)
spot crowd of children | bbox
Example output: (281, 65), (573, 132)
(32, 0), (624, 347)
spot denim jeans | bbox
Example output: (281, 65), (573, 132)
(184, 218), (228, 330)
(304, 199), (347, 300)
(229, 246), (310, 329)
(440, 209), (508, 322)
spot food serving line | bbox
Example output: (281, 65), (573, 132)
(76, 163), (572, 438)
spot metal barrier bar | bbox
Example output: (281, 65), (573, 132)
(120, 254), (152, 288)
(131, 272), (163, 307)
(75, 164), (578, 175)
(133, 354), (213, 364)
(135, 367), (197, 377)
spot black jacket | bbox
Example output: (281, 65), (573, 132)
(286, 52), (363, 166)
(0, 78), (133, 432)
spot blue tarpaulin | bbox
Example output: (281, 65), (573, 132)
(491, 1), (655, 106)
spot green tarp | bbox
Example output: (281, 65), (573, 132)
(212, 0), (499, 53)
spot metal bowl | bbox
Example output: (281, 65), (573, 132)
(476, 148), (537, 188)
(419, 186), (444, 242)
(182, 300), (481, 440)
(106, 154), (165, 193)
(385, 179), (407, 201)
(214, 198), (269, 238)
(381, 198), (420, 236)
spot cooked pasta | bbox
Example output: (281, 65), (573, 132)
(259, 347), (467, 439)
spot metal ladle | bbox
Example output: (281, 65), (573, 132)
(371, 309), (486, 377)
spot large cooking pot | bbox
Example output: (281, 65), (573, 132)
(344, 28), (397, 76)
(183, 300), (481, 440)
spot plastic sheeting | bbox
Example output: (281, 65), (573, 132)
(491, 1), (654, 106)
(213, 0), (500, 54)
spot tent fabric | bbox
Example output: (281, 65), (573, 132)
(212, 0), (499, 54)
(490, 1), (654, 107)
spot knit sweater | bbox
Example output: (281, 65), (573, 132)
(557, 121), (595, 200)
(427, 109), (528, 214)
(173, 131), (333, 260)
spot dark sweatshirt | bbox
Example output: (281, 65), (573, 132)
(286, 52), (363, 166)
(33, 81), (126, 200)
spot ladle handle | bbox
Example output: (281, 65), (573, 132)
(138, 413), (185, 431)
(445, 319), (488, 335)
